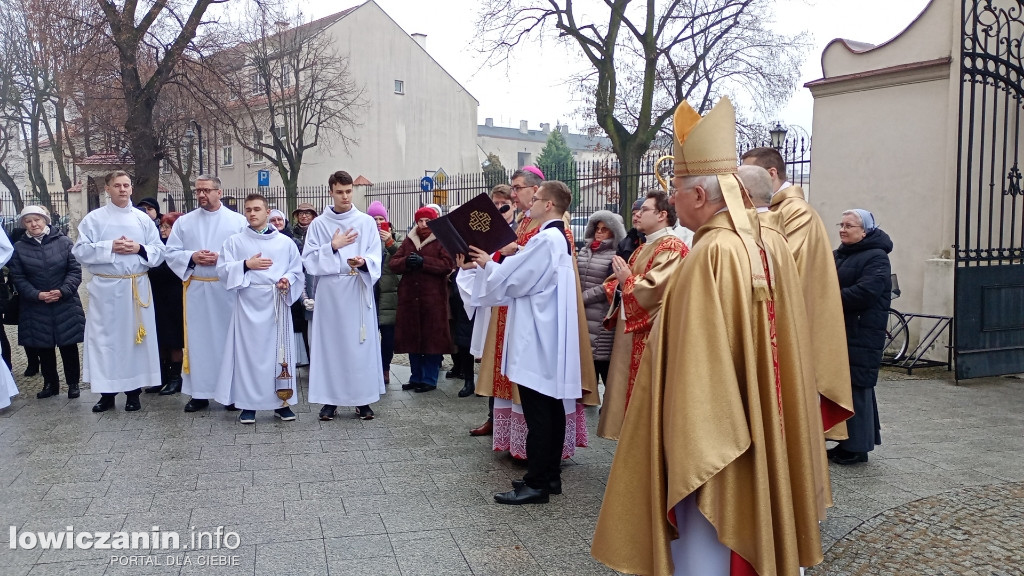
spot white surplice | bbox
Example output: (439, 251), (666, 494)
(302, 206), (385, 407)
(457, 221), (582, 400)
(73, 201), (164, 393)
(0, 361), (16, 409)
(164, 206), (248, 399)
(214, 226), (304, 411)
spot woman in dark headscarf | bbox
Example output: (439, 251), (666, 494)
(830, 208), (893, 465)
(136, 197), (162, 226)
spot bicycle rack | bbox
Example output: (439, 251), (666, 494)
(882, 313), (953, 374)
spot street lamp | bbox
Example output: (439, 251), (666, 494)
(769, 122), (788, 151)
(183, 120), (204, 174)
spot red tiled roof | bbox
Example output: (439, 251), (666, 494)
(354, 175), (372, 186)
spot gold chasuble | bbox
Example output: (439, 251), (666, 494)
(770, 185), (854, 439)
(592, 98), (823, 576)
(597, 231), (688, 440)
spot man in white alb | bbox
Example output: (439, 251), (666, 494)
(163, 175), (247, 410)
(73, 170), (165, 413)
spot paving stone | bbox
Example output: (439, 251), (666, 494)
(255, 538), (327, 576)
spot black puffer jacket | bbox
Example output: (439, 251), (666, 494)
(834, 228), (893, 388)
(8, 227), (86, 347)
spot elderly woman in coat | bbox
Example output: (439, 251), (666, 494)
(8, 205), (86, 400)
(577, 210), (626, 387)
(389, 206), (455, 393)
(830, 208), (893, 465)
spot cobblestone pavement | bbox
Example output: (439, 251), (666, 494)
(1, 321), (1022, 575)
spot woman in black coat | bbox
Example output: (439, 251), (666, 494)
(145, 212), (185, 395)
(830, 209), (893, 465)
(8, 206), (86, 399)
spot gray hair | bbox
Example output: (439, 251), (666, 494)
(195, 174), (222, 188)
(511, 168), (543, 187)
(737, 165), (773, 208)
(681, 174), (723, 203)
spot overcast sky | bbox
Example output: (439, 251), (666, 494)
(304, 0), (933, 136)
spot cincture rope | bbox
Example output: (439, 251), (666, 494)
(95, 272), (150, 344)
(181, 275), (219, 373)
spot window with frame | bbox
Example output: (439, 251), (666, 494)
(250, 71), (265, 94)
(394, 79), (404, 95)
(281, 61), (293, 88)
(221, 134), (233, 166)
(48, 161), (54, 183)
(251, 129), (263, 163)
(272, 125), (287, 141)
(161, 159), (172, 174)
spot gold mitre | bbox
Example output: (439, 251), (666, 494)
(672, 97), (738, 177)
(672, 97), (770, 300)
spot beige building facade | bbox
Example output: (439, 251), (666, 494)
(806, 0), (1024, 376)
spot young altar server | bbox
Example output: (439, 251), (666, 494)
(302, 170), (385, 421)
(457, 180), (582, 505)
(215, 193), (304, 424)
(73, 170), (164, 413)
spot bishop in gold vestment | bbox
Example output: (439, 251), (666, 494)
(592, 98), (824, 576)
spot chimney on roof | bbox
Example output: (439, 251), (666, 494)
(540, 123), (550, 133)
(411, 33), (427, 50)
(485, 118), (494, 127)
(519, 120), (528, 134)
(558, 124), (569, 135)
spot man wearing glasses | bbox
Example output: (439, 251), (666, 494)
(740, 147), (853, 441)
(597, 190), (688, 440)
(164, 175), (248, 411)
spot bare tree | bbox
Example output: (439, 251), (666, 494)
(477, 0), (808, 217)
(96, 0), (228, 201)
(193, 6), (366, 214)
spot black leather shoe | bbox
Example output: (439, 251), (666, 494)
(401, 381), (419, 391)
(36, 381), (59, 399)
(223, 403), (240, 411)
(183, 398), (210, 412)
(832, 451), (868, 465)
(512, 478), (562, 495)
(158, 377), (181, 396)
(413, 383), (436, 393)
(457, 382), (475, 398)
(23, 366), (38, 377)
(124, 393), (141, 412)
(445, 369), (463, 380)
(319, 405), (337, 421)
(494, 485), (549, 505)
(67, 383), (80, 399)
(92, 395), (115, 413)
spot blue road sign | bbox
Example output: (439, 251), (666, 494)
(420, 176), (434, 192)
(257, 170), (270, 187)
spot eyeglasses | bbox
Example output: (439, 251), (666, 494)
(511, 184), (535, 193)
(531, 195), (551, 205)
(195, 188), (219, 195)
(637, 206), (661, 214)
(836, 223), (862, 230)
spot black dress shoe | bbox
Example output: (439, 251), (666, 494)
(36, 381), (58, 399)
(124, 394), (141, 412)
(457, 382), (475, 398)
(92, 395), (115, 413)
(494, 485), (549, 505)
(223, 403), (240, 411)
(512, 478), (562, 495)
(183, 398), (210, 412)
(832, 451), (868, 465)
(445, 369), (463, 380)
(67, 383), (80, 399)
(158, 377), (181, 396)
(413, 383), (436, 393)
(401, 381), (419, 391)
(319, 405), (337, 421)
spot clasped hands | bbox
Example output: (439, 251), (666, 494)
(111, 235), (140, 255)
(37, 290), (61, 304)
(191, 249), (219, 266)
(456, 246), (491, 270)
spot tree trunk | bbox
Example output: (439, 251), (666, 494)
(126, 104), (161, 202)
(616, 146), (644, 223)
(0, 164), (24, 213)
(282, 172), (298, 216)
(27, 109), (51, 209)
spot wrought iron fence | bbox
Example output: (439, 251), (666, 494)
(154, 137), (811, 232)
(0, 194), (72, 236)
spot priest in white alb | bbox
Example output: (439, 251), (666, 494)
(302, 170), (385, 421)
(457, 180), (583, 505)
(163, 175), (247, 411)
(73, 170), (164, 413)
(214, 193), (304, 425)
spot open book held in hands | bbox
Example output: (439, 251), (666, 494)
(426, 193), (517, 258)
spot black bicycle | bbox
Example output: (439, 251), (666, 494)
(883, 274), (909, 362)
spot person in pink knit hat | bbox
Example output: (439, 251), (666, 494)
(366, 201), (401, 385)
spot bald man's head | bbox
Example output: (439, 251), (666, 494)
(737, 165), (774, 208)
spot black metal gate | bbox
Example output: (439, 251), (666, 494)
(954, 0), (1024, 379)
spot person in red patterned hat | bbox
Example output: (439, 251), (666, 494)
(389, 206), (455, 393)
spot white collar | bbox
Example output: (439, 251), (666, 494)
(771, 181), (793, 198)
(644, 227), (671, 242)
